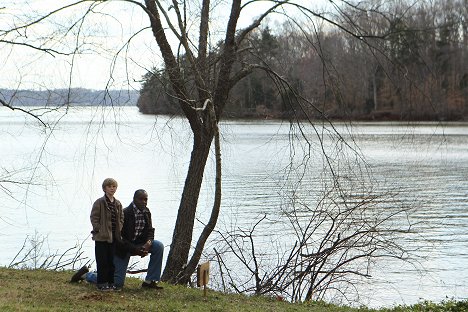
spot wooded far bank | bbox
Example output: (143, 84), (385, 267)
(137, 0), (468, 122)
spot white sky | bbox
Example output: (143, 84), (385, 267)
(0, 0), (328, 91)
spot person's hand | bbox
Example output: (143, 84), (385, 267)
(137, 248), (148, 257)
(142, 240), (152, 253)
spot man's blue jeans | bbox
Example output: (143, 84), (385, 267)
(86, 240), (164, 287)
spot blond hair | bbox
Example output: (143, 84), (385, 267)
(102, 178), (118, 190)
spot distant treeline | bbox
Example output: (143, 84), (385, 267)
(137, 0), (468, 121)
(0, 88), (139, 107)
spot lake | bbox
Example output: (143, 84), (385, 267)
(0, 106), (467, 308)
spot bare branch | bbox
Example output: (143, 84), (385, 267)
(237, 0), (289, 45)
(0, 98), (47, 127)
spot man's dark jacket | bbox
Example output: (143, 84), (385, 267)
(115, 203), (155, 258)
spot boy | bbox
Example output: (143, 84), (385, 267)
(90, 178), (123, 291)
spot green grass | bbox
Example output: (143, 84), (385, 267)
(0, 267), (466, 311)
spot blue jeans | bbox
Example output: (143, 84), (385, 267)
(86, 240), (164, 287)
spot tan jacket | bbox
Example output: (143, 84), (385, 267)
(90, 196), (124, 243)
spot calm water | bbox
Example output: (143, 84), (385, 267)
(0, 106), (467, 307)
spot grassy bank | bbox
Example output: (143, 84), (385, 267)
(0, 267), (466, 311)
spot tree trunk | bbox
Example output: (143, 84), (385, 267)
(177, 101), (221, 283)
(161, 131), (213, 283)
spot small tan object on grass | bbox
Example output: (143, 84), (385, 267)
(196, 261), (210, 297)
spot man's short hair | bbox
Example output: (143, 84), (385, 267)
(134, 189), (147, 199)
(102, 178), (118, 190)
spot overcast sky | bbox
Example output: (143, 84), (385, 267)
(0, 1), (327, 91)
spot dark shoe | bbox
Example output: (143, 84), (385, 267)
(141, 281), (163, 290)
(97, 284), (112, 291)
(70, 265), (89, 283)
(109, 284), (122, 292)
